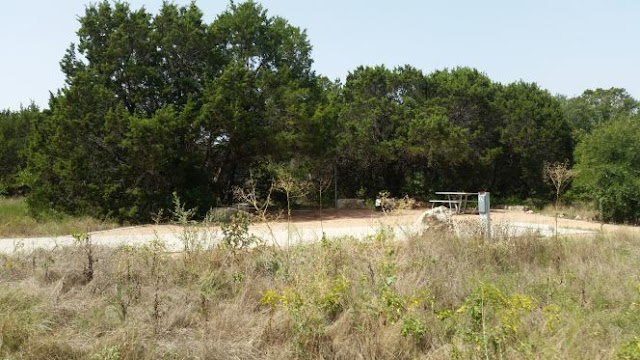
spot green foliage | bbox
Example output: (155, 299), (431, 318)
(381, 286), (406, 323)
(451, 283), (539, 357)
(574, 115), (640, 223)
(26, 0), (321, 222)
(496, 82), (573, 196)
(0, 197), (30, 220)
(336, 65), (423, 196)
(221, 211), (256, 250)
(619, 337), (640, 360)
(0, 197), (114, 238)
(335, 66), (572, 200)
(561, 87), (639, 136)
(318, 275), (349, 319)
(401, 316), (428, 342)
(0, 105), (40, 195)
(271, 160), (312, 213)
(90, 345), (121, 360)
(171, 191), (197, 225)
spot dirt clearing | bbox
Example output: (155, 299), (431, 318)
(1, 208), (637, 254)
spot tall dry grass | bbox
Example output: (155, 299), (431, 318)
(0, 225), (639, 359)
(539, 201), (599, 222)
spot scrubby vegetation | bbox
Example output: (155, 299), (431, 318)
(1, 226), (638, 359)
(0, 197), (115, 238)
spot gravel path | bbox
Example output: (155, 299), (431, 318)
(0, 211), (419, 254)
(1, 209), (629, 255)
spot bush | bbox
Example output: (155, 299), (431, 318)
(574, 115), (640, 223)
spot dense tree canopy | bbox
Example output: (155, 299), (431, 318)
(25, 0), (325, 220)
(561, 87), (639, 138)
(495, 82), (573, 196)
(0, 106), (40, 195)
(335, 66), (572, 199)
(0, 1), (635, 223)
(574, 115), (640, 223)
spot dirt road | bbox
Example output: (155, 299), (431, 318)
(1, 209), (636, 254)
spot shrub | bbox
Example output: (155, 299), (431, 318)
(221, 211), (257, 250)
(574, 115), (640, 223)
(401, 316), (428, 342)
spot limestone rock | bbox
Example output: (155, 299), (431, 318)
(415, 206), (452, 232)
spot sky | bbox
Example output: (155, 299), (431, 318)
(1, 0), (639, 110)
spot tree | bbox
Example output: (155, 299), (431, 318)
(199, 0), (321, 201)
(336, 65), (415, 197)
(27, 1), (324, 221)
(422, 68), (503, 192)
(495, 82), (573, 197)
(574, 115), (640, 223)
(0, 106), (40, 195)
(543, 160), (575, 237)
(561, 87), (639, 137)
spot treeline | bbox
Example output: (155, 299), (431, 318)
(1, 1), (639, 223)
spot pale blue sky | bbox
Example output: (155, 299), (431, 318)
(1, 0), (639, 110)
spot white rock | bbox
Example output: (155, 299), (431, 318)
(415, 206), (452, 232)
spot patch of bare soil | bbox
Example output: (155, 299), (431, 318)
(90, 208), (639, 238)
(479, 209), (640, 234)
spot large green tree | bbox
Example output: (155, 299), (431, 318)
(336, 65), (430, 197)
(495, 82), (573, 197)
(28, 1), (323, 221)
(561, 87), (639, 137)
(574, 115), (640, 223)
(422, 68), (503, 191)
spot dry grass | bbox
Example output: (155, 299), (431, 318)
(0, 225), (639, 359)
(539, 202), (599, 222)
(0, 197), (116, 238)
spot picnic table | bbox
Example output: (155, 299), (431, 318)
(429, 191), (478, 214)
